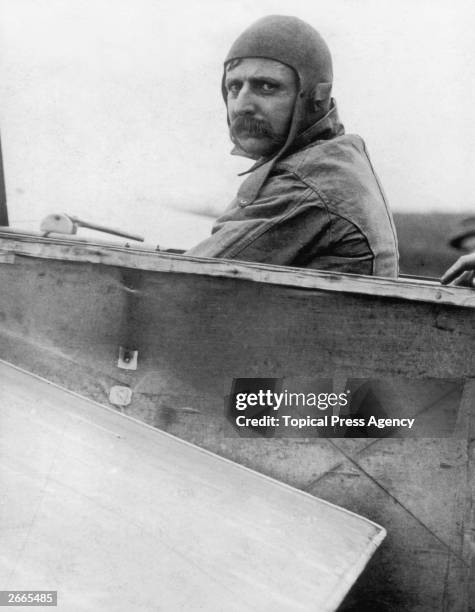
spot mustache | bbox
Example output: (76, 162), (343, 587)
(230, 116), (286, 146)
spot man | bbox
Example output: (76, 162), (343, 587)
(187, 15), (399, 277)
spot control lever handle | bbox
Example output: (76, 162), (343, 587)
(40, 213), (144, 242)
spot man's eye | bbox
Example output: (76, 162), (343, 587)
(227, 83), (241, 94)
(260, 82), (277, 93)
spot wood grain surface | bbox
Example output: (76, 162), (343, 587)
(0, 361), (385, 612)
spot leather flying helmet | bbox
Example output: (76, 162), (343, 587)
(222, 15), (333, 161)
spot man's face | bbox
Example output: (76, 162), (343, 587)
(224, 58), (298, 160)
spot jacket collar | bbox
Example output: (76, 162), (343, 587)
(236, 99), (344, 207)
(287, 99), (344, 154)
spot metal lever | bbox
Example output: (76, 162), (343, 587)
(40, 213), (144, 242)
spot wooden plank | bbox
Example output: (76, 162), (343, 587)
(0, 232), (474, 308)
(0, 360), (385, 612)
(0, 257), (474, 391)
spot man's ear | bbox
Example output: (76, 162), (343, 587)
(313, 82), (332, 110)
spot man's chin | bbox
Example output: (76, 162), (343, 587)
(235, 136), (278, 160)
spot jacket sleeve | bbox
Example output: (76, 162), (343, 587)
(185, 171), (332, 266)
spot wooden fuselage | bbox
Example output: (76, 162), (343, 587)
(0, 231), (473, 611)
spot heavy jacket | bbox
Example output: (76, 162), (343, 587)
(186, 104), (399, 277)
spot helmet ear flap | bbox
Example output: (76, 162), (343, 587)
(313, 82), (332, 103)
(308, 82), (332, 115)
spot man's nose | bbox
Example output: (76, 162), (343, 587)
(232, 84), (257, 115)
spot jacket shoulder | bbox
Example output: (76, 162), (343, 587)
(278, 135), (369, 193)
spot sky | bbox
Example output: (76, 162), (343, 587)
(0, 0), (474, 248)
